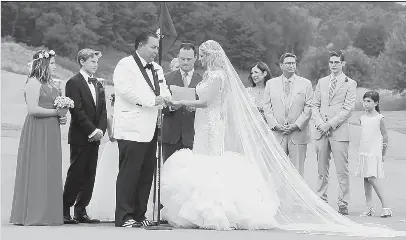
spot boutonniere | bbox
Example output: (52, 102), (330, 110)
(97, 83), (105, 94)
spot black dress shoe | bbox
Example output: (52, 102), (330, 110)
(64, 215), (79, 224)
(74, 214), (100, 223)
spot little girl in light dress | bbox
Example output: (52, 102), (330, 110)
(355, 91), (392, 218)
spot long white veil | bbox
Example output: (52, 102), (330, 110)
(199, 40), (405, 237)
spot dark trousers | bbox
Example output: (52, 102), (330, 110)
(163, 138), (192, 162)
(63, 143), (99, 216)
(115, 129), (158, 226)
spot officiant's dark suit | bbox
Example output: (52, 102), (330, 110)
(162, 43), (202, 161)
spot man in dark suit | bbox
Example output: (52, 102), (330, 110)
(63, 48), (107, 224)
(162, 43), (203, 161)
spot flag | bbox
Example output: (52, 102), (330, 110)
(157, 2), (178, 64)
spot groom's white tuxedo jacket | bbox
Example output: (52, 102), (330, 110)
(112, 55), (171, 142)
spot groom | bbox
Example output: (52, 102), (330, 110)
(112, 31), (171, 227)
(64, 48), (107, 224)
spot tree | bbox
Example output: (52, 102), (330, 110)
(353, 22), (388, 57)
(342, 46), (374, 88)
(375, 22), (406, 93)
(331, 30), (351, 50)
(298, 46), (331, 85)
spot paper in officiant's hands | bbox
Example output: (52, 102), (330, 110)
(169, 86), (196, 101)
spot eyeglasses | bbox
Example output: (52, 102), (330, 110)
(329, 50), (344, 62)
(329, 61), (341, 65)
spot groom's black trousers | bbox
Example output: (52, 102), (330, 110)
(115, 128), (158, 226)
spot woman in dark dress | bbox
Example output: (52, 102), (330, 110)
(10, 50), (68, 226)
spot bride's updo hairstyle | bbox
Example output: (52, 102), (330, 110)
(199, 40), (228, 71)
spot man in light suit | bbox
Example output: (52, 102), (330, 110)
(263, 53), (313, 177)
(162, 43), (203, 161)
(112, 31), (171, 228)
(312, 51), (357, 215)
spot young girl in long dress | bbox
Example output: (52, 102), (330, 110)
(10, 50), (67, 226)
(356, 90), (392, 218)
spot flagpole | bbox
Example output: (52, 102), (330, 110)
(145, 2), (171, 231)
(151, 21), (164, 226)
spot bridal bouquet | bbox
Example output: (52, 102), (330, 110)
(54, 96), (74, 109)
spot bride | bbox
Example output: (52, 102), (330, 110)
(162, 40), (405, 237)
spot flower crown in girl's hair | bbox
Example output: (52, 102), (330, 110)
(27, 50), (56, 68)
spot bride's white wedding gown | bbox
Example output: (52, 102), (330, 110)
(161, 71), (280, 230)
(87, 140), (118, 221)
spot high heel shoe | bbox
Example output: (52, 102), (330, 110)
(360, 206), (375, 217)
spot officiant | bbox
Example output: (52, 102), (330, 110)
(162, 43), (203, 161)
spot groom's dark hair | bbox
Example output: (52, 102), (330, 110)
(135, 31), (159, 50)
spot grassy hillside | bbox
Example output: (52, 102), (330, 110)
(1, 40), (74, 81)
(354, 88), (406, 111)
(1, 38), (179, 84)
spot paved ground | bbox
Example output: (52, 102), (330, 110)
(1, 70), (406, 239)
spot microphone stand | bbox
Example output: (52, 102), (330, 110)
(145, 108), (172, 230)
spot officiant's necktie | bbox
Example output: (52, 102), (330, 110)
(329, 77), (337, 100)
(182, 72), (189, 87)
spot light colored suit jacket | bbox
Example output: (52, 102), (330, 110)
(263, 74), (313, 144)
(312, 73), (357, 141)
(112, 56), (171, 142)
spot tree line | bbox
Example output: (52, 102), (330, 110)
(2, 2), (406, 92)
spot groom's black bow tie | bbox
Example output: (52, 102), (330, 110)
(88, 77), (97, 85)
(144, 63), (154, 70)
